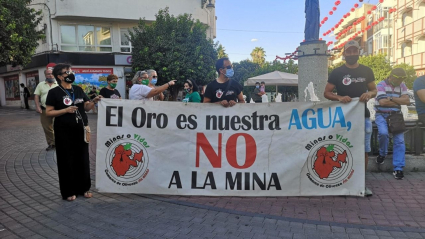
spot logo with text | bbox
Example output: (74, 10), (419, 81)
(104, 134), (150, 187)
(305, 135), (354, 188)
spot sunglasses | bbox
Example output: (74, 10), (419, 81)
(392, 75), (406, 80)
(61, 71), (74, 75)
(222, 65), (232, 70)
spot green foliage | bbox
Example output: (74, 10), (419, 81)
(129, 8), (218, 88)
(250, 47), (266, 66)
(233, 59), (299, 98)
(328, 54), (416, 89)
(0, 0), (44, 67)
(392, 63), (416, 89)
(358, 54), (392, 82)
(216, 43), (228, 59)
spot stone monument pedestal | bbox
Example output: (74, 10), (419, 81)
(297, 40), (329, 102)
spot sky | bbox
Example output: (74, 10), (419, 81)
(214, 0), (380, 63)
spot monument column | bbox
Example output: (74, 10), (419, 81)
(298, 0), (329, 102)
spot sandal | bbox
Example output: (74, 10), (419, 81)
(83, 192), (93, 198)
(67, 195), (76, 201)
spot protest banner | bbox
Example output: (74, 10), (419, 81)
(96, 99), (365, 196)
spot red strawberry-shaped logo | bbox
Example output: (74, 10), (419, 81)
(64, 99), (71, 105)
(216, 89), (223, 99)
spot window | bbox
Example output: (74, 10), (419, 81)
(401, 41), (412, 57)
(418, 36), (425, 53)
(60, 25), (112, 52)
(402, 11), (412, 26)
(419, 3), (425, 18)
(120, 28), (133, 53)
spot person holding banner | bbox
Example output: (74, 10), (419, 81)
(182, 79), (201, 103)
(45, 63), (102, 201)
(203, 57), (245, 106)
(129, 70), (176, 101)
(324, 40), (377, 196)
(252, 82), (264, 103)
(99, 74), (122, 99)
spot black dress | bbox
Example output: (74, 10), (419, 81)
(46, 85), (91, 200)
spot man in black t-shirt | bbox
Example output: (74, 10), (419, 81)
(99, 74), (122, 99)
(203, 58), (245, 107)
(324, 40), (377, 196)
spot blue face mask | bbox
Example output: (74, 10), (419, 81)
(256, 85), (260, 89)
(151, 78), (157, 85)
(225, 68), (234, 78)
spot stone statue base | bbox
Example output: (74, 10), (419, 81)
(297, 40), (328, 102)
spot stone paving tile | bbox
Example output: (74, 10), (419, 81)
(1, 107), (425, 239)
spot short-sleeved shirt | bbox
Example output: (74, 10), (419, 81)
(413, 76), (425, 115)
(88, 90), (97, 100)
(34, 80), (59, 107)
(46, 85), (89, 126)
(183, 91), (201, 103)
(252, 88), (262, 102)
(374, 79), (408, 113)
(204, 79), (243, 103)
(328, 64), (375, 117)
(99, 88), (121, 99)
(129, 84), (153, 100)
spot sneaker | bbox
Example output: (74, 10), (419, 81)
(46, 145), (54, 151)
(365, 187), (373, 197)
(393, 170), (404, 180)
(376, 155), (385, 164)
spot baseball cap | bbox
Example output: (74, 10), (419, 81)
(46, 63), (56, 70)
(344, 40), (360, 51)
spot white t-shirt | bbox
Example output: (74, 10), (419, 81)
(129, 84), (153, 100)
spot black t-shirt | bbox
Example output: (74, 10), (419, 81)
(204, 79), (243, 103)
(99, 88), (121, 99)
(328, 64), (375, 117)
(23, 87), (30, 98)
(46, 85), (90, 126)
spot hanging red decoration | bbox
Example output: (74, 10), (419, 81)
(329, 11), (333, 15)
(354, 3), (359, 8)
(333, 7), (337, 11)
(335, 1), (341, 6)
(319, 38), (322, 40)
(367, 10), (371, 14)
(359, 0), (363, 2)
(351, 8), (355, 12)
(372, 6), (377, 10)
(379, 0), (384, 3)
(324, 17), (328, 21)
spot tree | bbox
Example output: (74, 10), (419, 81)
(129, 8), (218, 96)
(250, 47), (266, 66)
(392, 63), (416, 89)
(0, 0), (44, 67)
(216, 43), (228, 59)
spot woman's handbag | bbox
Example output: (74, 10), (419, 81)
(387, 112), (405, 134)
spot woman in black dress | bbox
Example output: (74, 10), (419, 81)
(46, 63), (102, 201)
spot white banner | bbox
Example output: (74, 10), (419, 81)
(96, 99), (365, 197)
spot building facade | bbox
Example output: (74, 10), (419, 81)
(0, 0), (217, 107)
(393, 0), (425, 77)
(332, 4), (374, 65)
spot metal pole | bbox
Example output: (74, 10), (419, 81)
(387, 9), (390, 63)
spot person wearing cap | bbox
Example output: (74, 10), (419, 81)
(182, 79), (201, 103)
(324, 40), (377, 196)
(129, 70), (176, 100)
(413, 75), (425, 126)
(374, 68), (410, 179)
(34, 68), (59, 151)
(252, 82), (263, 103)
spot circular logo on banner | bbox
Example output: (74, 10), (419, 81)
(306, 140), (354, 189)
(105, 139), (150, 186)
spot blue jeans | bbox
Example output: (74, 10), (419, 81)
(365, 118), (372, 153)
(375, 113), (405, 171)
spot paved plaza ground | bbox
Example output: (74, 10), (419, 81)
(1, 106), (425, 239)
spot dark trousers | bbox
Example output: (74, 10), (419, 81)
(54, 123), (91, 199)
(419, 114), (425, 125)
(24, 97), (29, 109)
